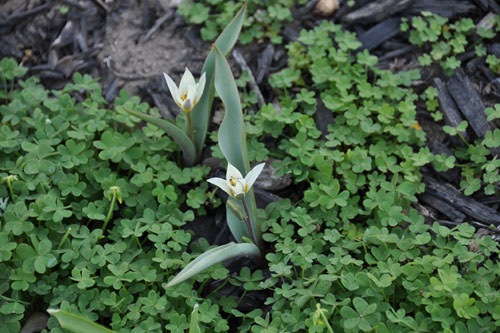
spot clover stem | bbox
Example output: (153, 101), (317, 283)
(456, 131), (469, 146)
(57, 227), (72, 250)
(318, 304), (334, 333)
(2, 77), (7, 99)
(102, 193), (117, 233)
(2, 176), (16, 200)
(7, 181), (14, 199)
(134, 235), (142, 250)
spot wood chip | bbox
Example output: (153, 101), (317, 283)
(446, 69), (490, 138)
(342, 0), (415, 24)
(314, 98), (334, 140)
(358, 17), (401, 51)
(418, 192), (466, 223)
(407, 0), (477, 18)
(256, 43), (274, 84)
(423, 176), (500, 227)
(232, 49), (265, 108)
(434, 77), (470, 142)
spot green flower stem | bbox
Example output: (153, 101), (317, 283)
(317, 304), (334, 333)
(102, 186), (122, 233)
(186, 111), (195, 144)
(1, 76), (7, 99)
(240, 197), (264, 261)
(102, 192), (117, 233)
(240, 198), (257, 246)
(8, 183), (14, 199)
(57, 227), (72, 250)
(0, 294), (29, 305)
(247, 194), (263, 253)
(2, 175), (17, 199)
(134, 235), (142, 250)
(456, 131), (470, 146)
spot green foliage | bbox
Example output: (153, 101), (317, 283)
(258, 200), (500, 332)
(442, 115), (500, 196)
(164, 242), (260, 288)
(401, 12), (499, 75)
(162, 9), (266, 290)
(1, 10), (499, 333)
(240, 21), (500, 331)
(421, 86), (442, 121)
(120, 5), (246, 166)
(0, 61), (229, 332)
(213, 45), (264, 250)
(485, 54), (500, 74)
(178, 0), (308, 44)
(0, 57), (28, 100)
(253, 21), (427, 225)
(48, 308), (115, 333)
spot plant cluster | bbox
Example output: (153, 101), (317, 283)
(251, 201), (500, 332)
(0, 59), (229, 332)
(419, 87), (499, 196)
(239, 21), (500, 331)
(401, 12), (499, 75)
(256, 21), (428, 224)
(178, 0), (308, 44)
(1, 8), (499, 333)
(441, 108), (500, 196)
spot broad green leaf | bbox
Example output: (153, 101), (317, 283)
(120, 107), (197, 166)
(213, 44), (248, 174)
(213, 4), (246, 56)
(164, 242), (260, 288)
(226, 198), (247, 242)
(47, 308), (115, 333)
(190, 4), (246, 155)
(213, 44), (262, 249)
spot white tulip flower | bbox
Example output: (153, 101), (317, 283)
(208, 163), (265, 199)
(164, 68), (206, 113)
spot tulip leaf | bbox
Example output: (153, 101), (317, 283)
(245, 191), (262, 251)
(47, 308), (115, 333)
(164, 242), (260, 288)
(226, 198), (248, 242)
(190, 4), (246, 157)
(213, 45), (249, 174)
(120, 107), (197, 166)
(213, 44), (262, 251)
(213, 3), (246, 56)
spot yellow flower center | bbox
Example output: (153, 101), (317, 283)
(229, 176), (237, 187)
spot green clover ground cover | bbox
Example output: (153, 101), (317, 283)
(241, 21), (500, 332)
(0, 61), (229, 332)
(1, 17), (500, 333)
(401, 12), (499, 75)
(178, 0), (308, 44)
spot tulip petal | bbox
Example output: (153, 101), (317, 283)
(182, 85), (197, 111)
(195, 72), (206, 102)
(163, 73), (179, 103)
(187, 84), (197, 101)
(207, 177), (231, 196)
(179, 67), (196, 95)
(226, 163), (243, 181)
(244, 163), (265, 190)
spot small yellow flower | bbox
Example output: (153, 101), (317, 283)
(208, 163), (265, 199)
(164, 68), (206, 113)
(411, 122), (422, 130)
